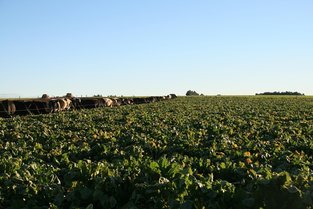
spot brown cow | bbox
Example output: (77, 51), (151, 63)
(111, 98), (122, 106)
(57, 98), (72, 111)
(79, 98), (100, 109)
(42, 99), (60, 114)
(28, 100), (55, 115)
(169, 94), (177, 99)
(48, 99), (61, 113)
(102, 98), (113, 107)
(122, 98), (134, 105)
(133, 97), (147, 104)
(64, 98), (72, 110)
(0, 100), (16, 117)
(71, 98), (83, 109)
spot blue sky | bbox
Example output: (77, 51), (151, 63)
(1, 0), (312, 97)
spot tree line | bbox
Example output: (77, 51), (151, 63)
(255, 91), (304, 96)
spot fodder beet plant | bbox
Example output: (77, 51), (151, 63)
(0, 96), (312, 209)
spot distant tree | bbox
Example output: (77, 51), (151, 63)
(256, 91), (304, 96)
(186, 90), (200, 96)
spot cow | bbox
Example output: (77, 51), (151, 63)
(102, 98), (114, 107)
(147, 96), (161, 103)
(27, 101), (44, 115)
(13, 100), (34, 116)
(48, 99), (61, 113)
(57, 98), (72, 111)
(111, 98), (122, 106)
(27, 100), (55, 115)
(0, 100), (16, 118)
(79, 98), (101, 109)
(121, 98), (133, 105)
(96, 98), (106, 108)
(58, 98), (66, 111)
(71, 98), (83, 110)
(169, 94), (177, 99)
(64, 98), (72, 110)
(72, 97), (102, 109)
(132, 97), (147, 104)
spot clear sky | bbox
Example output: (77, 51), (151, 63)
(1, 0), (312, 97)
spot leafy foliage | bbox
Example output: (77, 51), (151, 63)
(186, 90), (200, 96)
(0, 96), (313, 208)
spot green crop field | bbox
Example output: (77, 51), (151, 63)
(0, 96), (312, 209)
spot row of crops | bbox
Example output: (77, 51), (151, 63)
(0, 96), (313, 208)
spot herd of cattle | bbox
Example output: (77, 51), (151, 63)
(0, 94), (177, 118)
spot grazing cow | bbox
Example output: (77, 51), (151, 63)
(151, 96), (161, 102)
(147, 96), (160, 103)
(96, 98), (105, 108)
(71, 98), (83, 109)
(111, 98), (122, 106)
(133, 97), (147, 104)
(57, 98), (72, 111)
(48, 99), (61, 112)
(64, 98), (72, 110)
(48, 99), (61, 113)
(0, 100), (16, 118)
(122, 98), (133, 105)
(80, 98), (100, 109)
(102, 98), (114, 107)
(13, 100), (33, 116)
(58, 98), (66, 111)
(28, 100), (54, 115)
(169, 94), (177, 99)
(27, 101), (43, 115)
